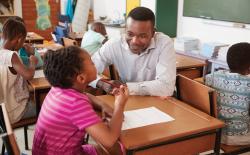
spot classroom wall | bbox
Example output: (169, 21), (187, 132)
(93, 0), (155, 21)
(22, 0), (60, 40)
(93, 0), (126, 21)
(177, 0), (250, 44)
(14, 0), (22, 16)
(140, 0), (155, 14)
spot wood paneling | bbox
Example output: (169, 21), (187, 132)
(22, 0), (60, 41)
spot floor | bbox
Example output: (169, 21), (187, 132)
(1, 126), (250, 155)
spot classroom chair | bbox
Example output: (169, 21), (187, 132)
(176, 74), (221, 154)
(176, 75), (250, 154)
(176, 74), (217, 117)
(1, 115), (36, 152)
(0, 99), (36, 151)
(220, 144), (250, 155)
(193, 77), (204, 84)
(11, 116), (37, 150)
(0, 103), (27, 155)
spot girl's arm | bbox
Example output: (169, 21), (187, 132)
(86, 93), (113, 117)
(11, 53), (38, 80)
(34, 49), (44, 68)
(85, 85), (129, 148)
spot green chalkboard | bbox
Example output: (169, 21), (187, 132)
(183, 0), (250, 24)
(156, 0), (178, 37)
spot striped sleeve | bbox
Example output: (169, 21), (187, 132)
(70, 96), (101, 130)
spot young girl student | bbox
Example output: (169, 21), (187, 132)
(32, 46), (128, 155)
(0, 18), (38, 124)
(206, 42), (250, 145)
(9, 16), (44, 68)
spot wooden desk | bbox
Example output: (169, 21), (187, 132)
(68, 32), (84, 45)
(34, 43), (63, 50)
(28, 71), (103, 115)
(109, 54), (207, 80)
(28, 77), (50, 116)
(176, 54), (206, 79)
(97, 95), (224, 155)
(26, 32), (45, 44)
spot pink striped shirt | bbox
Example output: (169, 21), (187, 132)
(32, 87), (101, 155)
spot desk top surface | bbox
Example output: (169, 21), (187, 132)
(68, 32), (84, 40)
(97, 95), (224, 150)
(28, 77), (50, 90)
(176, 54), (206, 69)
(26, 32), (44, 41)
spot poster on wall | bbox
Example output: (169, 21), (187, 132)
(0, 0), (14, 15)
(126, 0), (140, 16)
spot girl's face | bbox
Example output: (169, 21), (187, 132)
(15, 36), (25, 51)
(1, 35), (25, 51)
(79, 51), (97, 84)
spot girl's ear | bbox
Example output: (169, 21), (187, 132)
(76, 73), (87, 84)
(17, 37), (22, 44)
(10, 37), (20, 45)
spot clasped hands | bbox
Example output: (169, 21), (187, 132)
(97, 79), (125, 94)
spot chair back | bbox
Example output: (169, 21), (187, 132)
(176, 74), (217, 117)
(221, 144), (250, 155)
(0, 103), (20, 155)
(62, 37), (78, 47)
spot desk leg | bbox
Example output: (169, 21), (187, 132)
(214, 128), (222, 155)
(35, 90), (40, 117)
(35, 88), (50, 117)
(211, 63), (215, 74)
(126, 150), (133, 155)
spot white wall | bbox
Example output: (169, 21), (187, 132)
(93, 0), (156, 21)
(93, 0), (126, 21)
(177, 0), (250, 45)
(141, 0), (155, 14)
(14, 0), (22, 17)
(60, 0), (67, 15)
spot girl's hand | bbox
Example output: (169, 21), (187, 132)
(23, 43), (35, 56)
(113, 85), (129, 107)
(29, 55), (38, 67)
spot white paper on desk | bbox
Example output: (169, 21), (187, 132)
(34, 70), (45, 78)
(122, 107), (174, 130)
(37, 48), (47, 54)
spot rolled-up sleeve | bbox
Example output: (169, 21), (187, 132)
(127, 39), (176, 96)
(89, 41), (113, 88)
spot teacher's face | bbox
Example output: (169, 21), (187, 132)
(125, 17), (155, 54)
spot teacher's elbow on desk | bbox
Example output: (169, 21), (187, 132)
(127, 83), (175, 97)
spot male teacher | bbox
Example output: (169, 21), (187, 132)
(91, 6), (176, 97)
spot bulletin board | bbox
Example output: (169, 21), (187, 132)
(126, 0), (140, 16)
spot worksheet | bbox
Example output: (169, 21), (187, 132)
(122, 107), (174, 130)
(34, 69), (45, 78)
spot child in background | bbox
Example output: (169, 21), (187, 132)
(33, 46), (128, 155)
(11, 16), (44, 68)
(0, 18), (38, 123)
(205, 42), (250, 145)
(81, 22), (108, 55)
(19, 43), (43, 68)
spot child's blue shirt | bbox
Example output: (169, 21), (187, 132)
(19, 47), (43, 68)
